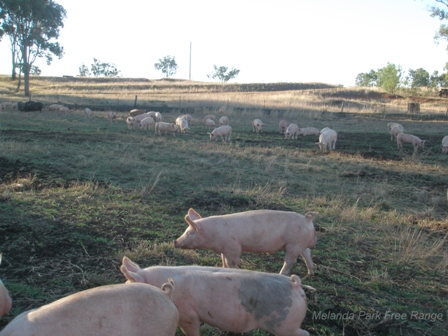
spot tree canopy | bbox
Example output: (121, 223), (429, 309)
(207, 65), (240, 82)
(0, 0), (66, 96)
(356, 64), (447, 90)
(376, 63), (402, 93)
(355, 63), (402, 92)
(154, 55), (178, 78)
(429, 0), (448, 50)
(90, 58), (121, 77)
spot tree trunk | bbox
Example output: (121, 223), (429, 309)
(16, 71), (22, 93)
(23, 45), (30, 96)
(11, 49), (16, 80)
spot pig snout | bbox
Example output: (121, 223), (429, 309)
(173, 239), (182, 248)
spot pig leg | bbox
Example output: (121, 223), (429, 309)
(279, 246), (300, 275)
(179, 316), (201, 336)
(300, 248), (315, 275)
(221, 248), (241, 268)
(221, 253), (230, 267)
(276, 328), (310, 336)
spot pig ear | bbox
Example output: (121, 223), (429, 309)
(120, 257), (145, 283)
(185, 214), (200, 232)
(305, 212), (318, 221)
(188, 208), (202, 221)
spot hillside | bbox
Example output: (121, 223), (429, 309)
(1, 75), (447, 117)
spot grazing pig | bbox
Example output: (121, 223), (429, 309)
(140, 117), (155, 130)
(17, 102), (25, 111)
(155, 122), (179, 136)
(175, 208), (317, 275)
(146, 111), (159, 119)
(107, 111), (117, 122)
(135, 112), (153, 123)
(298, 127), (320, 137)
(21, 101), (43, 112)
(285, 123), (299, 139)
(176, 117), (189, 133)
(129, 108), (146, 117)
(209, 125), (232, 142)
(48, 104), (64, 111)
(387, 122), (404, 141)
(252, 119), (264, 133)
(316, 129), (337, 151)
(319, 127), (331, 134)
(390, 124), (404, 141)
(178, 114), (192, 125)
(59, 106), (70, 113)
(0, 280), (12, 318)
(154, 112), (162, 122)
(121, 257), (313, 336)
(1, 102), (16, 110)
(126, 116), (137, 130)
(219, 115), (229, 125)
(442, 135), (448, 154)
(84, 108), (93, 117)
(279, 120), (287, 134)
(204, 118), (215, 129)
(397, 133), (425, 150)
(203, 114), (216, 122)
(0, 282), (179, 336)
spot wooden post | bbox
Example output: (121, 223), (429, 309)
(407, 102), (420, 114)
(134, 95), (138, 109)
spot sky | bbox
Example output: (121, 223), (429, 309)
(0, 0), (447, 87)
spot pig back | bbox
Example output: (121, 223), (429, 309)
(0, 283), (179, 336)
(175, 267), (307, 333)
(0, 280), (12, 318)
(200, 210), (315, 252)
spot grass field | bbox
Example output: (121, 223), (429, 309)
(0, 77), (447, 335)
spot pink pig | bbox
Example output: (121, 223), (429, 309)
(174, 208), (317, 275)
(121, 257), (313, 336)
(0, 280), (12, 318)
(0, 282), (179, 336)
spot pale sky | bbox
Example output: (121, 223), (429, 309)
(0, 0), (447, 87)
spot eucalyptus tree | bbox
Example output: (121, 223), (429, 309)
(429, 0), (448, 50)
(0, 0), (66, 96)
(207, 65), (240, 82)
(154, 55), (178, 77)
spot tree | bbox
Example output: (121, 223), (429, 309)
(78, 63), (91, 77)
(377, 63), (402, 93)
(90, 58), (121, 77)
(355, 69), (378, 87)
(207, 65), (240, 82)
(0, 0), (67, 96)
(429, 0), (448, 50)
(154, 55), (178, 77)
(406, 68), (430, 87)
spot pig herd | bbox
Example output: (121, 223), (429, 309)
(0, 208), (318, 335)
(5, 102), (447, 153)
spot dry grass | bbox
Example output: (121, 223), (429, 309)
(2, 75), (448, 115)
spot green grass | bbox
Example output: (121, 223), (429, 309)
(0, 87), (447, 335)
